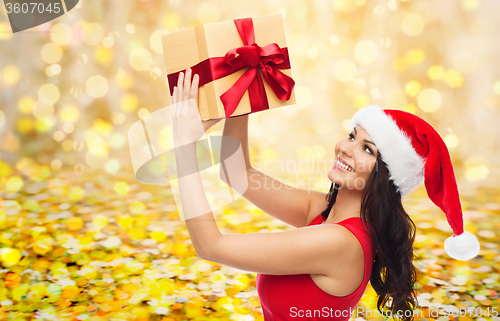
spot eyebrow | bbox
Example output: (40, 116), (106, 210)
(353, 127), (377, 148)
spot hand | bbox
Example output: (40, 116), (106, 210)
(172, 67), (222, 147)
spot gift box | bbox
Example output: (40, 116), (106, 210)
(161, 15), (296, 120)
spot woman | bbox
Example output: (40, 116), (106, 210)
(171, 68), (479, 321)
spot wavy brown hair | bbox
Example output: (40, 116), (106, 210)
(321, 153), (419, 321)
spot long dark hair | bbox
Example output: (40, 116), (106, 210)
(321, 153), (418, 321)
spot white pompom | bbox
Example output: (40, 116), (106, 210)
(444, 231), (480, 261)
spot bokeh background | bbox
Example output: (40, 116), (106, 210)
(1, 0), (500, 320)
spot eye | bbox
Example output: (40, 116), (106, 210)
(363, 145), (373, 154)
(348, 132), (354, 141)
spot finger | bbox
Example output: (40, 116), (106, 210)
(177, 72), (184, 101)
(183, 67), (191, 102)
(173, 87), (179, 117)
(190, 74), (199, 102)
(175, 87), (182, 118)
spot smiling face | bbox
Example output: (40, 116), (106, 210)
(328, 125), (379, 192)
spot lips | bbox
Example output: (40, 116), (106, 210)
(334, 156), (355, 172)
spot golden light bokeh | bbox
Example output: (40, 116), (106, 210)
(329, 34), (339, 45)
(385, 89), (407, 110)
(354, 40), (378, 65)
(109, 132), (126, 149)
(85, 75), (108, 98)
(354, 95), (370, 109)
(86, 146), (109, 168)
(63, 122), (75, 134)
(82, 22), (104, 46)
(1, 65), (20, 85)
(333, 59), (357, 82)
(332, 0), (358, 13)
(444, 69), (464, 88)
(444, 134), (459, 149)
(465, 155), (490, 181)
(105, 158), (121, 174)
(428, 65), (445, 80)
(129, 48), (153, 71)
(59, 105), (79, 122)
(38, 83), (60, 104)
(370, 88), (381, 100)
(53, 130), (65, 142)
(121, 93), (139, 112)
(405, 49), (425, 64)
(462, 0), (480, 11)
(494, 80), (500, 95)
(16, 117), (33, 134)
(342, 119), (351, 132)
(50, 159), (62, 171)
(125, 23), (135, 34)
(294, 86), (313, 109)
(0, 22), (13, 41)
(306, 47), (318, 60)
(41, 43), (63, 64)
(405, 80), (421, 97)
(288, 33), (308, 56)
(102, 36), (114, 48)
(49, 64), (61, 75)
(17, 97), (35, 114)
(62, 139), (73, 151)
(417, 88), (442, 113)
(32, 100), (55, 120)
(401, 13), (425, 37)
(150, 29), (166, 54)
(197, 2), (221, 24)
(50, 23), (73, 46)
(0, 110), (5, 129)
(137, 108), (150, 119)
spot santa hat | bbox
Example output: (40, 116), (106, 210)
(350, 105), (480, 261)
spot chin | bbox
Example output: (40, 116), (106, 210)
(327, 171), (343, 186)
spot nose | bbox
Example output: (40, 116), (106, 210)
(340, 142), (353, 158)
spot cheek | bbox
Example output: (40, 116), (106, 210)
(356, 157), (376, 173)
(367, 159), (377, 174)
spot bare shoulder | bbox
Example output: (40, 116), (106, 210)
(313, 224), (366, 296)
(320, 224), (364, 283)
(322, 224), (363, 251)
(304, 190), (329, 226)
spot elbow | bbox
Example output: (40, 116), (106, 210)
(193, 236), (222, 262)
(196, 246), (218, 262)
(195, 249), (210, 261)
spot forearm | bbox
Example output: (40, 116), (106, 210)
(221, 115), (251, 170)
(175, 143), (222, 258)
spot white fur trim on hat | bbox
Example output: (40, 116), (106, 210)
(350, 105), (425, 197)
(444, 231), (480, 261)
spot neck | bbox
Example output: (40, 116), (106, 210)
(323, 186), (362, 224)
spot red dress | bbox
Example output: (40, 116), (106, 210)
(256, 214), (376, 320)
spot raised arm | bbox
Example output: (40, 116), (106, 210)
(219, 115), (326, 228)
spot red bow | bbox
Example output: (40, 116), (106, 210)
(167, 18), (295, 118)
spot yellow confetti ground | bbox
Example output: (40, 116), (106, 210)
(0, 159), (499, 321)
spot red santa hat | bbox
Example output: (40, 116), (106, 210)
(350, 105), (480, 261)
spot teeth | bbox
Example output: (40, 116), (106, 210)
(335, 159), (354, 172)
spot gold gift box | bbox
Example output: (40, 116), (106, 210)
(161, 15), (296, 120)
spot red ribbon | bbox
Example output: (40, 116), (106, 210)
(167, 18), (295, 118)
